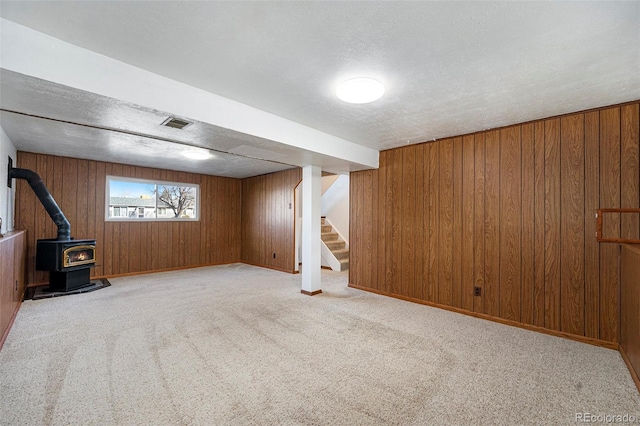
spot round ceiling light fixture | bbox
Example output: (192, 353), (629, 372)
(336, 77), (385, 104)
(181, 149), (212, 160)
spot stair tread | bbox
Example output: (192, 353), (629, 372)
(321, 233), (339, 241)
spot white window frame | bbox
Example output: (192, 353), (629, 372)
(105, 175), (200, 222)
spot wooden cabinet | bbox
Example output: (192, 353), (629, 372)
(0, 230), (26, 349)
(620, 243), (640, 391)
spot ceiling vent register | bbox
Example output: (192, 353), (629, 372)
(162, 117), (192, 130)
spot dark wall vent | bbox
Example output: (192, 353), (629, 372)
(161, 117), (192, 130)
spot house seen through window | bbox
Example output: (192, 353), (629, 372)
(106, 176), (199, 221)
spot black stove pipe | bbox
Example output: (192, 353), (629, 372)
(9, 167), (71, 241)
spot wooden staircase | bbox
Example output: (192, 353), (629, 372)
(321, 217), (349, 271)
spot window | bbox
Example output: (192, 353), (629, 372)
(106, 176), (199, 221)
(110, 206), (128, 217)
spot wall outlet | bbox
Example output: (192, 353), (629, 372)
(473, 286), (482, 296)
(273, 253), (276, 259)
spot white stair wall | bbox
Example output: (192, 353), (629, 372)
(320, 175), (349, 246)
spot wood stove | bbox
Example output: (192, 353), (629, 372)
(9, 166), (97, 292)
(36, 239), (97, 291)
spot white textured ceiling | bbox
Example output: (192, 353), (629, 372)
(0, 70), (369, 178)
(1, 1), (639, 175)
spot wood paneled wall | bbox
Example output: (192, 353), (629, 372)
(15, 152), (241, 284)
(241, 168), (301, 273)
(0, 230), (26, 349)
(350, 102), (640, 343)
(620, 244), (640, 391)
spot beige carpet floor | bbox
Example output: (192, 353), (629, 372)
(1, 263), (638, 425)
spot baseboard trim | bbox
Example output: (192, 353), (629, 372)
(301, 289), (323, 296)
(240, 261), (297, 274)
(28, 260), (299, 288)
(26, 261), (245, 287)
(348, 284), (619, 351)
(100, 261), (246, 280)
(0, 289), (25, 351)
(620, 344), (640, 393)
